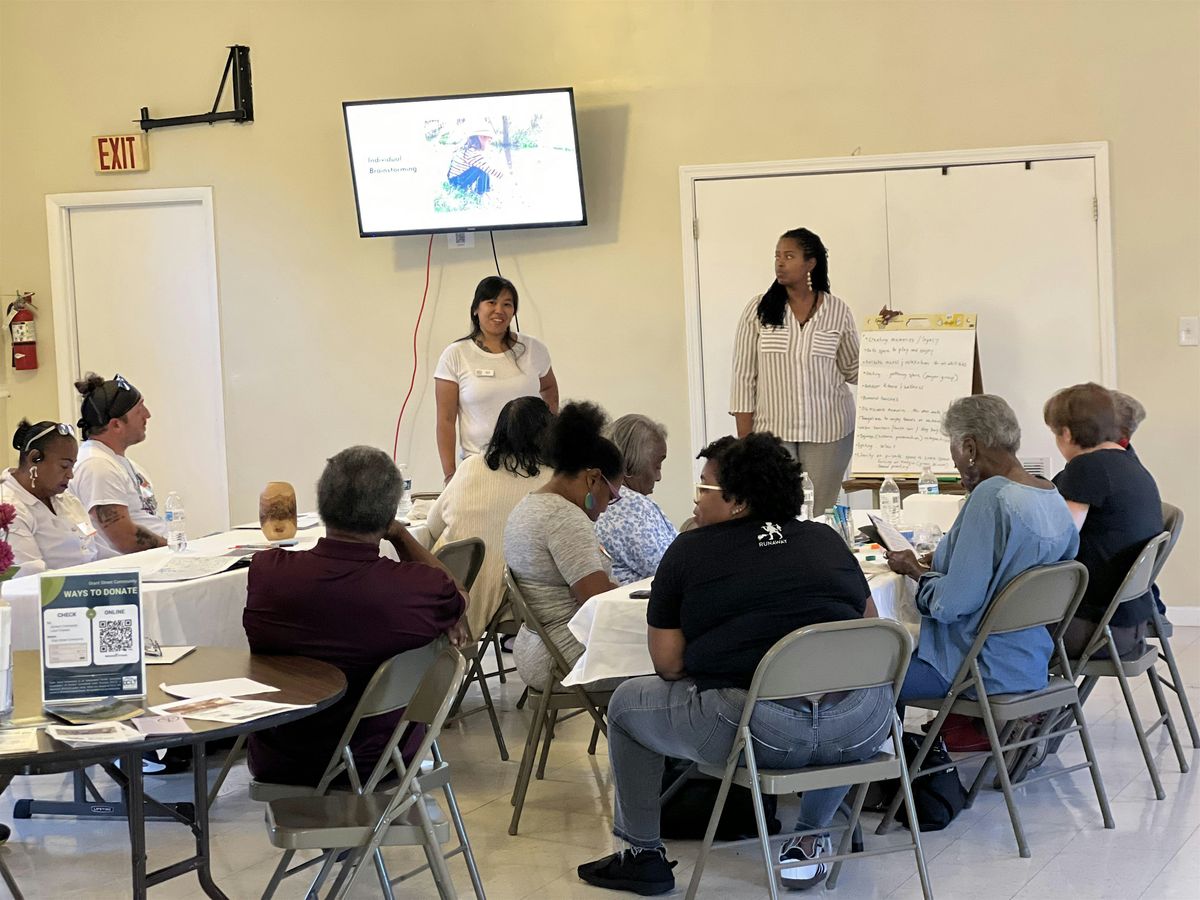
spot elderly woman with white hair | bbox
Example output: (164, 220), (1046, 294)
(886, 395), (1079, 711)
(595, 414), (678, 585)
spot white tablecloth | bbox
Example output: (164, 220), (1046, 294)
(563, 557), (919, 687)
(2, 522), (431, 652)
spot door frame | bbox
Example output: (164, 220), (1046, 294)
(678, 141), (1115, 458)
(44, 186), (230, 524)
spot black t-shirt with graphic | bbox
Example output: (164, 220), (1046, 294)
(647, 517), (870, 691)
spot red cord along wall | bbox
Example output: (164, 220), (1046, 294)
(392, 234), (434, 461)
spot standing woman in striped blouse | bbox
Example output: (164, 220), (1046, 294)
(730, 227), (859, 515)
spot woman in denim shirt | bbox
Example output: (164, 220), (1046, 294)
(886, 395), (1079, 707)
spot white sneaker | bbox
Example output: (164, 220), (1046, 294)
(779, 834), (830, 891)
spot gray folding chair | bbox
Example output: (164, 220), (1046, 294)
(258, 641), (484, 900)
(1149, 503), (1198, 747)
(685, 619), (931, 900)
(264, 647), (469, 900)
(503, 568), (612, 835)
(1047, 532), (1190, 800)
(877, 561), (1114, 859)
(437, 539), (509, 761)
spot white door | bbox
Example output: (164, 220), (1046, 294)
(46, 188), (230, 537)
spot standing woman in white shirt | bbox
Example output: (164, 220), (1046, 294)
(435, 276), (559, 484)
(71, 373), (167, 554)
(729, 227), (859, 515)
(1, 419), (112, 575)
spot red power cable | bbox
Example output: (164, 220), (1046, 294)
(392, 234), (434, 461)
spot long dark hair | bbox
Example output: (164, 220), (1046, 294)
(545, 401), (622, 479)
(457, 276), (525, 358)
(484, 397), (553, 477)
(756, 228), (831, 328)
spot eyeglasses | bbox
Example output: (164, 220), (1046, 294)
(601, 473), (622, 505)
(694, 483), (723, 503)
(23, 422), (75, 454)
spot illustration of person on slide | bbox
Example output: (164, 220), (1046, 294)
(446, 123), (505, 195)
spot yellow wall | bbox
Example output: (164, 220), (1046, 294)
(2, 0), (1198, 604)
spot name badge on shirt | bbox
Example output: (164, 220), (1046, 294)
(474, 368), (496, 377)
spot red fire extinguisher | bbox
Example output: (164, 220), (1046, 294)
(6, 292), (38, 371)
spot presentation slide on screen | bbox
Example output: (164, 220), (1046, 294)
(345, 91), (585, 234)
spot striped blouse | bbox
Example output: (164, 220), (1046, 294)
(447, 147), (504, 179)
(729, 292), (859, 443)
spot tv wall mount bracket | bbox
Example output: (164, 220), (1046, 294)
(139, 45), (253, 131)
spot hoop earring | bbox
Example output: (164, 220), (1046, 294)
(29, 465), (37, 488)
(584, 492), (595, 511)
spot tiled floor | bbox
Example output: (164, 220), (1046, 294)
(1, 628), (1197, 899)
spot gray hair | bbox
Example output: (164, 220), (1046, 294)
(941, 395), (1021, 454)
(606, 414), (668, 480)
(317, 445), (401, 535)
(1110, 390), (1146, 439)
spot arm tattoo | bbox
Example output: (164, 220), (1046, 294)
(93, 504), (126, 527)
(134, 527), (165, 550)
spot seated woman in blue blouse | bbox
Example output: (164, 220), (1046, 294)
(886, 395), (1079, 707)
(595, 414), (677, 584)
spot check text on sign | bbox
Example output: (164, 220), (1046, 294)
(93, 133), (149, 173)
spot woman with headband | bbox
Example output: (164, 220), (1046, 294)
(1, 419), (111, 574)
(71, 372), (167, 554)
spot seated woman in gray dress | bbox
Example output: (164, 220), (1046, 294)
(504, 401), (623, 690)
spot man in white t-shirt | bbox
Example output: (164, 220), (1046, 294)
(70, 372), (167, 555)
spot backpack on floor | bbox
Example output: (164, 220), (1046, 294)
(863, 732), (968, 832)
(659, 758), (781, 841)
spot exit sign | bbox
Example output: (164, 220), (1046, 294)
(93, 134), (149, 173)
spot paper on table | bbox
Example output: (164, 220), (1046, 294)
(44, 698), (145, 724)
(46, 721), (144, 746)
(151, 695), (309, 724)
(146, 646), (196, 666)
(867, 514), (916, 554)
(233, 512), (320, 531)
(0, 728), (40, 754)
(143, 555), (248, 582)
(160, 678), (279, 699)
(133, 715), (192, 735)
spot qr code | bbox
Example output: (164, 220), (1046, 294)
(97, 619), (134, 655)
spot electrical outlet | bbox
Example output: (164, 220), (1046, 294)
(447, 232), (475, 249)
(1181, 316), (1200, 346)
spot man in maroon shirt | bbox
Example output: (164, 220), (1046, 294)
(244, 446), (468, 785)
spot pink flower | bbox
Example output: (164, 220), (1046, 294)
(0, 503), (14, 531)
(0, 540), (14, 575)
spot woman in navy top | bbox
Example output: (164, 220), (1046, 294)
(1044, 383), (1163, 658)
(887, 396), (1079, 704)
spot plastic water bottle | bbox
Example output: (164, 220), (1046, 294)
(834, 486), (854, 546)
(801, 471), (815, 520)
(880, 475), (902, 525)
(396, 463), (413, 520)
(164, 492), (187, 552)
(918, 464), (940, 496)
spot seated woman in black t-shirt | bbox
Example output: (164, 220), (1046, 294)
(577, 433), (892, 896)
(1044, 382), (1164, 658)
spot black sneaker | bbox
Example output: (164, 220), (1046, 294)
(577, 847), (676, 896)
(778, 834), (830, 891)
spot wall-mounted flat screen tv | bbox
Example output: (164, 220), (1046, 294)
(343, 87), (587, 237)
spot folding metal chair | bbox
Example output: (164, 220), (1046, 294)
(503, 568), (612, 835)
(685, 619), (931, 900)
(877, 561), (1114, 859)
(1047, 532), (1190, 800)
(257, 641), (484, 900)
(263, 647), (469, 900)
(437, 539), (509, 761)
(1149, 503), (1198, 747)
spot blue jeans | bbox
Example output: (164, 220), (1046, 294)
(448, 166), (491, 194)
(897, 654), (954, 719)
(606, 676), (894, 850)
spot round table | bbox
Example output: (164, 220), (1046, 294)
(0, 648), (346, 899)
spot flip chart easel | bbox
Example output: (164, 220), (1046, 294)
(851, 313), (983, 479)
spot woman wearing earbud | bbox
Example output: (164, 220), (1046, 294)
(435, 276), (559, 484)
(729, 227), (859, 516)
(1, 419), (111, 575)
